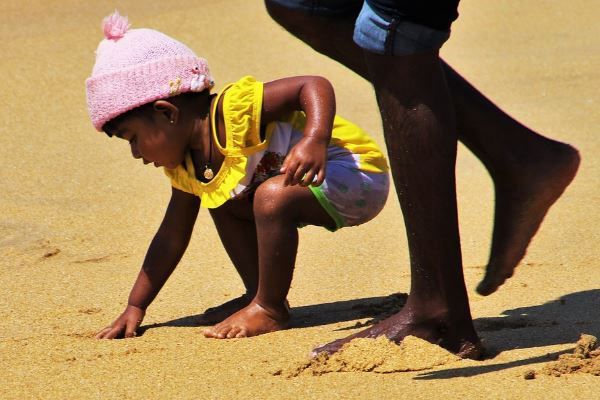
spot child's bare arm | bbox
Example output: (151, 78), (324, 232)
(262, 76), (336, 187)
(96, 187), (200, 339)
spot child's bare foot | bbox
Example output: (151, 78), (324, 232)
(196, 294), (252, 325)
(311, 302), (482, 359)
(202, 301), (290, 339)
(477, 142), (580, 296)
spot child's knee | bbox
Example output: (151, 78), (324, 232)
(253, 179), (296, 220)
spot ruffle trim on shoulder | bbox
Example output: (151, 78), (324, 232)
(164, 153), (249, 209)
(222, 75), (267, 155)
(163, 76), (268, 209)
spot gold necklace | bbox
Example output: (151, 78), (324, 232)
(203, 127), (214, 180)
(203, 98), (215, 180)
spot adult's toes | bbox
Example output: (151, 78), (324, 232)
(476, 276), (503, 296)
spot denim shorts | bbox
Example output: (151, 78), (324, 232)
(268, 0), (452, 55)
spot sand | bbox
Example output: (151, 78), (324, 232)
(278, 336), (462, 377)
(541, 334), (600, 377)
(1, 0), (599, 399)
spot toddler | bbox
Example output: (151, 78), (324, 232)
(88, 11), (389, 339)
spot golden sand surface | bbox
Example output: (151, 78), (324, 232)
(279, 336), (461, 377)
(541, 334), (600, 377)
(1, 0), (599, 399)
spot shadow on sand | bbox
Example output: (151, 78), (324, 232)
(416, 289), (600, 379)
(140, 289), (599, 378)
(138, 292), (407, 335)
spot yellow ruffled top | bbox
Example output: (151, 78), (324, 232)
(164, 76), (269, 208)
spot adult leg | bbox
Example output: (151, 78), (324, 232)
(203, 175), (336, 338)
(265, 1), (479, 356)
(315, 50), (480, 357)
(198, 197), (259, 324)
(443, 65), (580, 294)
(265, 1), (579, 297)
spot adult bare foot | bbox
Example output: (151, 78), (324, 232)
(311, 303), (482, 359)
(196, 294), (252, 325)
(477, 142), (580, 296)
(202, 301), (290, 339)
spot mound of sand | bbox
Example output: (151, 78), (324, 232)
(542, 334), (600, 377)
(276, 335), (461, 377)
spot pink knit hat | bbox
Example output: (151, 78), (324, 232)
(86, 11), (214, 131)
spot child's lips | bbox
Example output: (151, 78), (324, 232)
(142, 158), (160, 167)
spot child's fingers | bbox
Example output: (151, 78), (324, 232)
(300, 169), (317, 187)
(280, 156), (292, 177)
(284, 162), (300, 186)
(124, 316), (143, 338)
(293, 165), (308, 186)
(95, 326), (113, 339)
(96, 324), (124, 339)
(124, 324), (138, 338)
(313, 168), (326, 187)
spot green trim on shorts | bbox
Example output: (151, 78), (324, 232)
(308, 184), (345, 232)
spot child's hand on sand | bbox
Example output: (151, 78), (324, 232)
(96, 305), (146, 339)
(280, 136), (327, 186)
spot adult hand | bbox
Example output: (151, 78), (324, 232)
(95, 304), (146, 339)
(280, 136), (327, 186)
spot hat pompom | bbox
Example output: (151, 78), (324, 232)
(102, 11), (130, 40)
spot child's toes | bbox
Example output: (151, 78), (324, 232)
(203, 324), (228, 339)
(235, 328), (248, 338)
(226, 326), (242, 338)
(215, 328), (229, 339)
(202, 327), (217, 338)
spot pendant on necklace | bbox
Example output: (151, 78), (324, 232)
(203, 167), (214, 180)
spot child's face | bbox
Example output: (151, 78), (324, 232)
(111, 113), (187, 169)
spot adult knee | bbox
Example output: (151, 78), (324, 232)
(264, 0), (299, 28)
(264, 1), (329, 52)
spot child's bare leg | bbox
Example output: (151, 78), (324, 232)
(198, 197), (259, 324)
(203, 175), (335, 338)
(265, 0), (580, 298)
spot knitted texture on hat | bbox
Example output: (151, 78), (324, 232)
(86, 11), (214, 131)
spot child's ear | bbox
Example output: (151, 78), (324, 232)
(152, 100), (179, 125)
